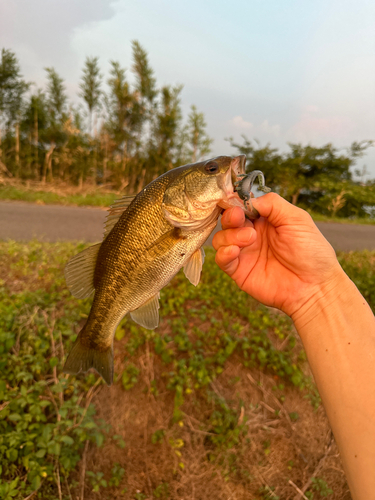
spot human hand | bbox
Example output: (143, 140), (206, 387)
(212, 193), (344, 319)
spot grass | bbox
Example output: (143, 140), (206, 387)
(307, 210), (375, 225)
(1, 240), (373, 499)
(0, 183), (118, 208)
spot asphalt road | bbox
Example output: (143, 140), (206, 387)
(0, 201), (375, 252)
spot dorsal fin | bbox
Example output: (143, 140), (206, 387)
(184, 247), (205, 286)
(103, 194), (136, 238)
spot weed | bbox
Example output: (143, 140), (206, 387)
(306, 477), (334, 498)
(151, 430), (165, 444)
(153, 481), (170, 498)
(86, 470), (108, 492)
(121, 364), (140, 390)
(108, 463), (125, 487)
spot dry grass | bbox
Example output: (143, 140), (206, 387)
(80, 342), (350, 500)
(0, 177), (119, 208)
(0, 176), (118, 197)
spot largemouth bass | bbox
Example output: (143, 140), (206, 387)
(63, 155), (255, 385)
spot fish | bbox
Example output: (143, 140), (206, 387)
(63, 155), (256, 385)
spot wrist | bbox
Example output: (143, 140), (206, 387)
(291, 267), (354, 331)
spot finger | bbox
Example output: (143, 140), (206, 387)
(221, 207), (246, 230)
(252, 193), (311, 227)
(212, 225), (256, 251)
(215, 245), (240, 277)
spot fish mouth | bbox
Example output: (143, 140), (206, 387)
(231, 154), (246, 179)
(218, 155), (260, 219)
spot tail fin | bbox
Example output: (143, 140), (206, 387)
(63, 332), (113, 386)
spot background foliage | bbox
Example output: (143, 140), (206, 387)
(0, 43), (374, 218)
(0, 43), (213, 194)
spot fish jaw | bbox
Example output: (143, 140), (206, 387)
(218, 155), (260, 219)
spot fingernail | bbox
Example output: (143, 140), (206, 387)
(224, 245), (235, 254)
(225, 208), (234, 224)
(237, 227), (253, 243)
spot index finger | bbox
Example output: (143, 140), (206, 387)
(221, 207), (249, 230)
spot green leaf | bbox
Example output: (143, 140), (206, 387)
(48, 442), (61, 455)
(6, 448), (18, 461)
(95, 433), (104, 447)
(49, 356), (59, 368)
(8, 413), (21, 421)
(60, 435), (74, 445)
(31, 475), (41, 491)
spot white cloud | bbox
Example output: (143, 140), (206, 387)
(0, 0), (116, 89)
(229, 116), (254, 130)
(288, 113), (354, 143)
(260, 120), (280, 137)
(305, 105), (319, 114)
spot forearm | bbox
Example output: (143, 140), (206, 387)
(292, 271), (375, 499)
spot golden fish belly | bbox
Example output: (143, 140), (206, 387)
(81, 218), (218, 348)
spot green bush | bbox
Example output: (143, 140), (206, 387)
(338, 250), (375, 312)
(0, 243), (106, 499)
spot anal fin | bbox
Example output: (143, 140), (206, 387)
(130, 293), (160, 330)
(184, 247), (205, 286)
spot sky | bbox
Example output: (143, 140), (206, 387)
(1, 0), (375, 178)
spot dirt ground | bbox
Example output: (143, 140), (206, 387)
(80, 344), (351, 500)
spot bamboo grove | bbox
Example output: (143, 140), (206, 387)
(0, 42), (374, 218)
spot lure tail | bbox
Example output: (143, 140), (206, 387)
(63, 328), (114, 386)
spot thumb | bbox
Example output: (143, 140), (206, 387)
(251, 193), (309, 227)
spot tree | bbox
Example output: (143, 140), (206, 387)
(21, 89), (48, 179)
(105, 61), (137, 171)
(0, 49), (29, 129)
(131, 40), (158, 159)
(151, 84), (183, 172)
(0, 49), (29, 171)
(131, 40), (157, 111)
(230, 136), (374, 217)
(42, 68), (68, 182)
(228, 135), (282, 187)
(184, 105), (213, 162)
(79, 57), (102, 136)
(45, 67), (67, 123)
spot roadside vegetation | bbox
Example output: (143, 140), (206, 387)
(0, 182), (117, 208)
(1, 240), (374, 499)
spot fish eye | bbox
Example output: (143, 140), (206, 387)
(205, 162), (219, 174)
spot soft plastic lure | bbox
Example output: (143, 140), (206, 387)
(234, 170), (271, 211)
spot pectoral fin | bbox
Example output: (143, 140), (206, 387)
(184, 247), (205, 286)
(130, 293), (160, 330)
(64, 243), (101, 299)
